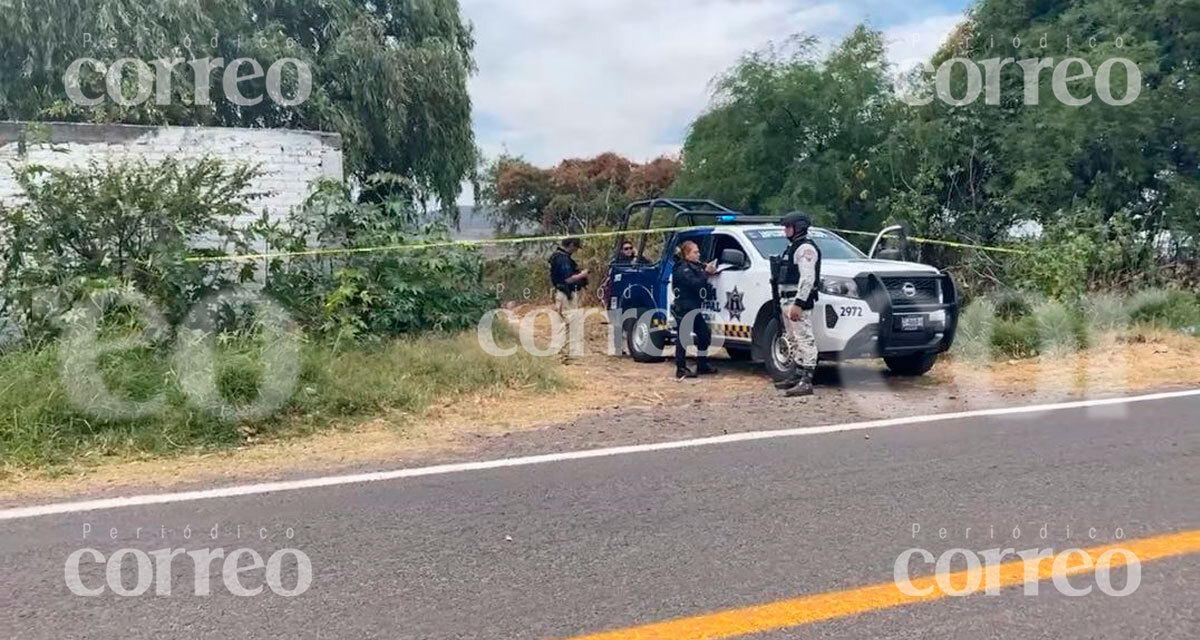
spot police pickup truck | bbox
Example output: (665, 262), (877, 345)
(607, 199), (959, 379)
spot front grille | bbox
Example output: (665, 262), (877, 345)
(882, 277), (941, 306)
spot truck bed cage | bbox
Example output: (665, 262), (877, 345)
(614, 198), (782, 258)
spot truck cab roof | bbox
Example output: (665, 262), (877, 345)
(712, 224), (941, 277)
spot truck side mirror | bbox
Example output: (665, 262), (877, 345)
(720, 248), (748, 268)
(876, 248), (903, 261)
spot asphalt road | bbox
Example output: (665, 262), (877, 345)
(2, 393), (1198, 639)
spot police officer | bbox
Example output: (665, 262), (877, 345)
(776, 212), (822, 396)
(672, 240), (719, 379)
(550, 238), (589, 363)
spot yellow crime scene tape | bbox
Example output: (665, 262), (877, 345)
(185, 223), (1026, 264)
(831, 228), (1029, 255)
(184, 225), (697, 264)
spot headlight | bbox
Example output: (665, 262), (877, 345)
(820, 276), (861, 298)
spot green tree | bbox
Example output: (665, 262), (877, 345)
(0, 0), (476, 207)
(882, 0), (1200, 258)
(678, 2), (1199, 287)
(674, 27), (898, 230)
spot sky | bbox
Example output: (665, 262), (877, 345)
(459, 0), (970, 204)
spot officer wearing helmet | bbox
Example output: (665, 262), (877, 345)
(775, 211), (822, 396)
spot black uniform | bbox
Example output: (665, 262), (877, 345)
(549, 247), (586, 298)
(671, 258), (714, 372)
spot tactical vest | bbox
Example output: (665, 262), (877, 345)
(780, 236), (822, 310)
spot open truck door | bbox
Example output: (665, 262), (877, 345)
(869, 224), (910, 261)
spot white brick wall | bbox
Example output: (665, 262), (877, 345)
(0, 122), (344, 230)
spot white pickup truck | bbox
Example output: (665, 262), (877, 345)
(607, 199), (960, 379)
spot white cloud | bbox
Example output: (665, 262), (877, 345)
(462, 0), (963, 179)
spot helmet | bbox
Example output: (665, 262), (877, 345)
(781, 211), (811, 234)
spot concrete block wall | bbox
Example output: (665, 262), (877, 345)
(0, 121), (344, 230)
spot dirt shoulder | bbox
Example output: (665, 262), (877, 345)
(1, 316), (1196, 505)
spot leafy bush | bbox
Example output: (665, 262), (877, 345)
(991, 290), (1033, 321)
(254, 176), (498, 341)
(990, 317), (1042, 359)
(0, 158), (262, 342)
(1014, 208), (1165, 298)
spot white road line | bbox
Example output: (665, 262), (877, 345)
(2, 389), (1198, 522)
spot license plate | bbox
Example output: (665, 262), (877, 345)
(900, 316), (926, 332)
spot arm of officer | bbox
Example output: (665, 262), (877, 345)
(795, 244), (818, 300)
(788, 244), (818, 318)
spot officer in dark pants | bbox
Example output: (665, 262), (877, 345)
(672, 240), (719, 380)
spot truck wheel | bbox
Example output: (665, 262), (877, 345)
(884, 353), (939, 376)
(725, 346), (753, 361)
(758, 317), (796, 382)
(628, 310), (666, 363)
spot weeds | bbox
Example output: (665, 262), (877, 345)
(0, 330), (563, 474)
(954, 288), (1200, 360)
(1127, 290), (1200, 335)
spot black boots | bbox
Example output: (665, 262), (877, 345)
(774, 371), (802, 390)
(678, 359), (716, 379)
(778, 368), (815, 397)
(784, 368), (815, 397)
(676, 367), (698, 380)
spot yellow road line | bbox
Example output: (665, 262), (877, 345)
(565, 529), (1200, 640)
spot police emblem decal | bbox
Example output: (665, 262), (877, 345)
(726, 287), (746, 322)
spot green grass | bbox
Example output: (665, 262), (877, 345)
(0, 329), (564, 475)
(1127, 289), (1200, 335)
(954, 288), (1195, 361)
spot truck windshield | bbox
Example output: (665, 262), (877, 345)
(743, 228), (866, 260)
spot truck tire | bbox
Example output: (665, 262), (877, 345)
(884, 353), (939, 376)
(627, 310), (667, 363)
(757, 317), (796, 382)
